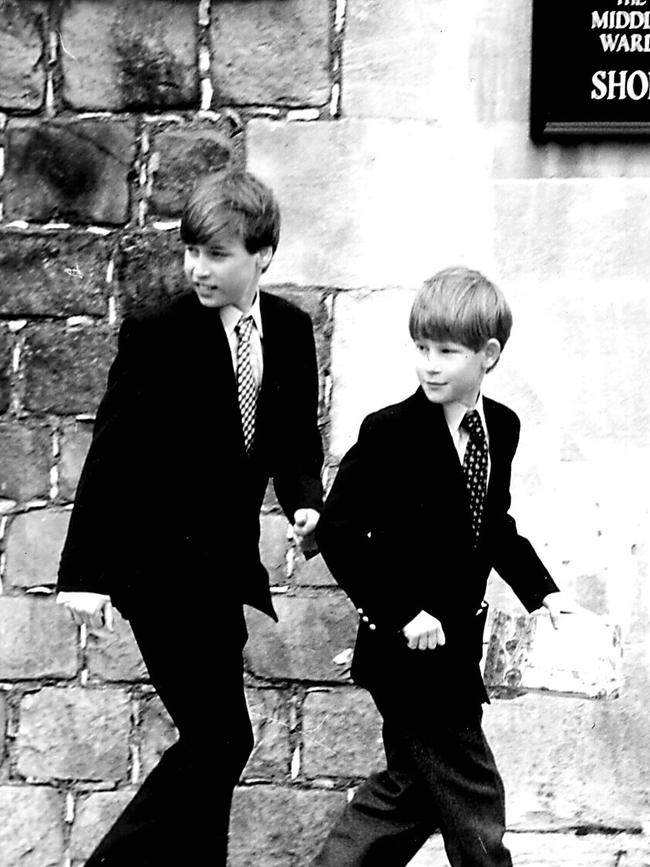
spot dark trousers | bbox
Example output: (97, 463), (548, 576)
(313, 701), (512, 867)
(86, 598), (253, 867)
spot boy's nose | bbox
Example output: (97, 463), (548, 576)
(193, 255), (210, 278)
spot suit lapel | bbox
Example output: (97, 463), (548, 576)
(258, 292), (280, 390)
(179, 293), (245, 454)
(255, 293), (282, 437)
(483, 397), (514, 522)
(408, 389), (470, 515)
(180, 292), (236, 388)
(187, 291), (286, 459)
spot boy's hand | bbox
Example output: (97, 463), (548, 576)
(541, 591), (576, 630)
(56, 591), (114, 631)
(292, 508), (320, 558)
(402, 610), (446, 651)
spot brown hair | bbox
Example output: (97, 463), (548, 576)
(180, 169), (281, 254)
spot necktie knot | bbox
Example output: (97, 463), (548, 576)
(461, 409), (485, 444)
(235, 314), (254, 342)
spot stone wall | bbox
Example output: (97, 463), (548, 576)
(0, 1), (648, 865)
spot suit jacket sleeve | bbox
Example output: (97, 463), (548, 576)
(271, 308), (323, 519)
(316, 416), (422, 631)
(488, 413), (559, 612)
(57, 318), (143, 594)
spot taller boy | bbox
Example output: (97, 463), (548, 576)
(56, 171), (323, 866)
(314, 267), (560, 866)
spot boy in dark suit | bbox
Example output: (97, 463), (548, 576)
(313, 267), (562, 866)
(56, 170), (323, 866)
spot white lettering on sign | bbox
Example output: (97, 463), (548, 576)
(600, 31), (650, 48)
(592, 10), (650, 27)
(590, 3), (650, 103)
(591, 68), (650, 98)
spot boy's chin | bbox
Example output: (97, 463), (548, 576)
(193, 289), (224, 308)
(419, 384), (449, 404)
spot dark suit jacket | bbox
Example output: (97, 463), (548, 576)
(57, 290), (323, 619)
(316, 388), (558, 717)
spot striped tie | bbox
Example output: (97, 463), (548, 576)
(235, 315), (257, 454)
(461, 410), (488, 546)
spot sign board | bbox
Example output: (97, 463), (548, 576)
(531, 0), (650, 139)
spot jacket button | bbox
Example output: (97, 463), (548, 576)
(369, 623), (377, 631)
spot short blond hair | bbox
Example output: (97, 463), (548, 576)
(409, 267), (512, 353)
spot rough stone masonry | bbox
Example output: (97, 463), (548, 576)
(0, 1), (649, 865)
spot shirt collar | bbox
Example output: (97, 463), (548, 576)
(443, 394), (487, 437)
(219, 293), (264, 338)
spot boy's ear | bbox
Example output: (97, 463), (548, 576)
(482, 338), (501, 372)
(257, 246), (274, 272)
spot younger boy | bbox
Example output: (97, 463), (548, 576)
(314, 267), (561, 866)
(56, 170), (323, 866)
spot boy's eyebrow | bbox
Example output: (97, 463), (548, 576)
(184, 239), (231, 253)
(200, 236), (234, 252)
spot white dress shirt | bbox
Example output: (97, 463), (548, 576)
(219, 294), (264, 387)
(443, 395), (491, 478)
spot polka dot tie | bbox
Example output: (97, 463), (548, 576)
(235, 315), (258, 455)
(461, 410), (488, 546)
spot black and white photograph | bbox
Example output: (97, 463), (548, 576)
(0, 0), (648, 864)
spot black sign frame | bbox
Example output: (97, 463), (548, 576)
(531, 0), (650, 140)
